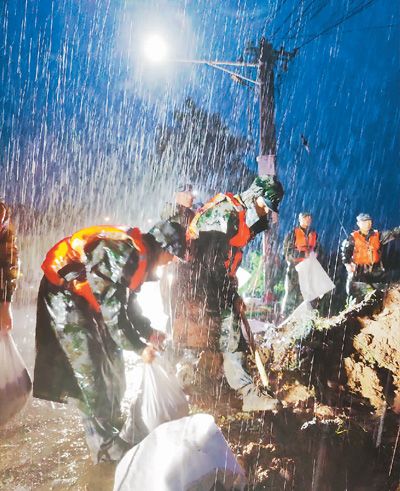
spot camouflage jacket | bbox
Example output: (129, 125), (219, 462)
(188, 196), (242, 310)
(0, 222), (19, 302)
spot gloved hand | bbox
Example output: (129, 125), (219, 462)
(141, 345), (157, 363)
(345, 263), (356, 273)
(0, 302), (13, 332)
(148, 329), (166, 351)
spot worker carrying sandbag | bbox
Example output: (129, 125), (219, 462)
(0, 201), (30, 426)
(281, 211), (322, 316)
(174, 175), (284, 411)
(33, 220), (186, 463)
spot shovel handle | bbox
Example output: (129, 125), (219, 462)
(239, 311), (256, 353)
(240, 311), (270, 389)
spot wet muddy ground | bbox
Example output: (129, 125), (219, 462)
(0, 304), (110, 490)
(1, 303), (400, 490)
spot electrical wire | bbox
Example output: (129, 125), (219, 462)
(294, 0), (381, 49)
(261, 0), (291, 44)
(302, 22), (400, 37)
(271, 0), (307, 39)
(279, 0), (320, 42)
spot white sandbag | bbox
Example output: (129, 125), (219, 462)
(0, 332), (32, 426)
(247, 318), (275, 334)
(120, 356), (189, 445)
(278, 301), (315, 328)
(295, 254), (335, 302)
(114, 414), (247, 491)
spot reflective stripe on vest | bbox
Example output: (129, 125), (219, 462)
(224, 248), (243, 277)
(352, 230), (380, 265)
(294, 228), (317, 263)
(224, 193), (251, 248)
(126, 228), (148, 291)
(42, 225), (148, 311)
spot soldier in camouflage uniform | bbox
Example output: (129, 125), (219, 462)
(33, 221), (185, 462)
(180, 175), (284, 411)
(0, 201), (19, 333)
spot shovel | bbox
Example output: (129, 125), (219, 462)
(240, 311), (270, 390)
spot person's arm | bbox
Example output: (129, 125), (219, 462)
(84, 238), (159, 353)
(341, 235), (356, 273)
(2, 225), (19, 302)
(127, 292), (165, 348)
(314, 232), (323, 259)
(249, 215), (269, 238)
(380, 227), (400, 245)
(0, 225), (19, 331)
(283, 230), (297, 265)
(116, 296), (158, 360)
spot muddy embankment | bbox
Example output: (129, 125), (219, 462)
(224, 284), (400, 490)
(1, 287), (400, 490)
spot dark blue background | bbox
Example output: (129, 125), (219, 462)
(0, 0), (399, 252)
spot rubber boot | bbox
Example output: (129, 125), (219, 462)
(239, 383), (280, 412)
(223, 352), (279, 412)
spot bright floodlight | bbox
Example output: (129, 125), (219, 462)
(143, 34), (169, 63)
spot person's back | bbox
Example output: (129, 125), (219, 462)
(33, 220), (185, 463)
(175, 176), (284, 412)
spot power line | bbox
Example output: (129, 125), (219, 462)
(262, 0), (291, 40)
(271, 0), (307, 40)
(279, 0), (320, 42)
(292, 22), (399, 44)
(307, 0), (330, 21)
(294, 0), (381, 49)
(319, 22), (400, 35)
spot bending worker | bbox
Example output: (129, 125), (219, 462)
(33, 220), (186, 463)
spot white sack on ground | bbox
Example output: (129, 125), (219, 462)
(247, 318), (275, 334)
(277, 301), (315, 329)
(120, 356), (189, 445)
(114, 414), (247, 491)
(0, 332), (32, 426)
(295, 254), (335, 302)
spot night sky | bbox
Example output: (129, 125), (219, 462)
(0, 0), (399, 252)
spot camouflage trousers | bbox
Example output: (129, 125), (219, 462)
(34, 279), (129, 463)
(281, 267), (302, 316)
(171, 308), (253, 394)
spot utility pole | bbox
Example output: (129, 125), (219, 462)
(149, 36), (296, 303)
(255, 38), (296, 302)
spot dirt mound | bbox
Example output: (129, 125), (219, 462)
(216, 284), (400, 489)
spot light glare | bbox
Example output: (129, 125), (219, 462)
(143, 34), (169, 63)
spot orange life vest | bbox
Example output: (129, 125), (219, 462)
(187, 193), (251, 276)
(42, 225), (148, 312)
(352, 230), (381, 266)
(293, 227), (317, 262)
